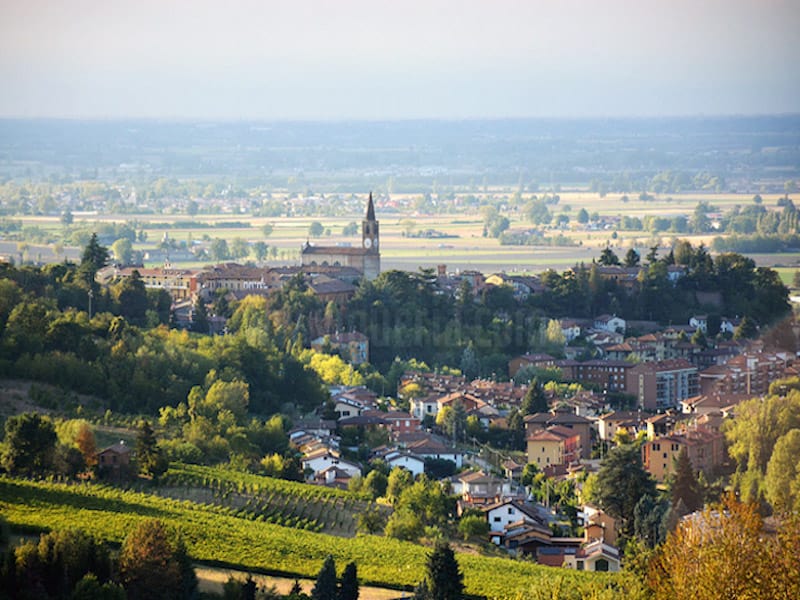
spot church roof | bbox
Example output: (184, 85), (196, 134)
(301, 245), (369, 256)
(309, 277), (357, 295)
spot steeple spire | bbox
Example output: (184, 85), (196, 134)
(366, 191), (375, 221)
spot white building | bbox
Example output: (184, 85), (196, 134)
(593, 314), (626, 334)
(384, 451), (426, 478)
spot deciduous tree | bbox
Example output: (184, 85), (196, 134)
(647, 494), (799, 600)
(764, 428), (800, 514)
(1, 412), (57, 476)
(119, 519), (197, 600)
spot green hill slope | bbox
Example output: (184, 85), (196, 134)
(0, 477), (640, 599)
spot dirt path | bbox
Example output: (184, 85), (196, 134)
(195, 565), (410, 600)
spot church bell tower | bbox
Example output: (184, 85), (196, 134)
(362, 192), (379, 253)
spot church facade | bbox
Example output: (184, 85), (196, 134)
(301, 193), (381, 280)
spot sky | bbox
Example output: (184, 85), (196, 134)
(1, 0), (799, 120)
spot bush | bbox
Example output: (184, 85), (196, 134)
(458, 514), (490, 541)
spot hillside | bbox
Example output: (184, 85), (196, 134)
(0, 477), (639, 600)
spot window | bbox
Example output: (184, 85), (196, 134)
(508, 508), (514, 515)
(494, 516), (501, 523)
(577, 561), (584, 571)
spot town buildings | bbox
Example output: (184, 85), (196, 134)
(641, 427), (725, 482)
(625, 359), (699, 411)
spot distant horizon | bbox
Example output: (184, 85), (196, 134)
(2, 1), (798, 120)
(1, 112), (799, 122)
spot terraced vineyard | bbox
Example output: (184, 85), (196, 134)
(156, 464), (376, 534)
(0, 477), (640, 599)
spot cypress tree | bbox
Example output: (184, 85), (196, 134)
(338, 562), (358, 600)
(671, 446), (703, 512)
(426, 541), (464, 600)
(242, 574), (257, 600)
(312, 555), (338, 600)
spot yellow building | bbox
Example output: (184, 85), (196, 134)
(526, 426), (580, 470)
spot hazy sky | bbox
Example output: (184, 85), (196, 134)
(1, 0), (798, 119)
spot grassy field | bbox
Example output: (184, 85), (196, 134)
(774, 266), (799, 288)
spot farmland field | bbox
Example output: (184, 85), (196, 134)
(6, 191), (795, 275)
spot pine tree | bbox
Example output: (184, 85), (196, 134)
(624, 248), (640, 267)
(192, 296), (209, 334)
(78, 233), (110, 285)
(734, 316), (758, 340)
(459, 344), (479, 380)
(633, 494), (668, 548)
(338, 562), (358, 600)
(691, 328), (708, 349)
(521, 378), (548, 415)
(599, 246), (621, 266)
(136, 420), (168, 480)
(507, 408), (525, 451)
(594, 443), (656, 537)
(671, 447), (703, 512)
(425, 541), (464, 600)
(312, 555), (338, 600)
